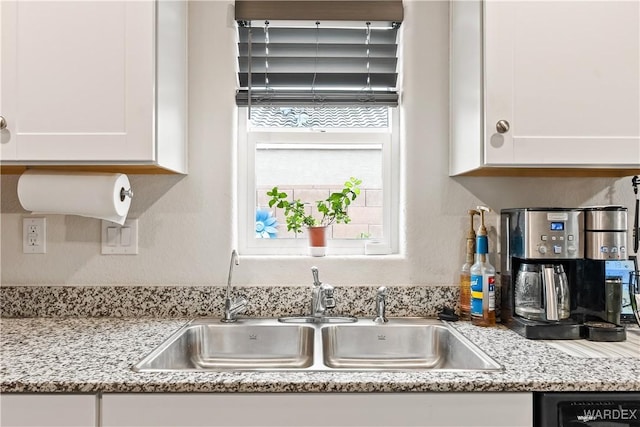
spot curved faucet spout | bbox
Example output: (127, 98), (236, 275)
(222, 249), (246, 323)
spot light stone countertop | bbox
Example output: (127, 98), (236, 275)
(1, 317), (639, 393)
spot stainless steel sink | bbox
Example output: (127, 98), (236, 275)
(132, 318), (314, 371)
(322, 319), (501, 370)
(132, 318), (501, 372)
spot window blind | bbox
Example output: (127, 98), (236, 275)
(235, 1), (403, 22)
(235, 2), (402, 107)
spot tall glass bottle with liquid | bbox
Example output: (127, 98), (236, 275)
(459, 210), (478, 320)
(470, 207), (496, 327)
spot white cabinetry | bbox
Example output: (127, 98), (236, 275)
(102, 393), (533, 427)
(0, 0), (187, 174)
(0, 394), (96, 427)
(450, 0), (640, 176)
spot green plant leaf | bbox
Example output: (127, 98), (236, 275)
(265, 176), (362, 230)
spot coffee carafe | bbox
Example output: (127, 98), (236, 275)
(514, 264), (570, 322)
(514, 264), (544, 320)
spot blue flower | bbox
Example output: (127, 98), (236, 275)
(255, 208), (278, 238)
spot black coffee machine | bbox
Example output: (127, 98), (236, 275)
(500, 207), (628, 340)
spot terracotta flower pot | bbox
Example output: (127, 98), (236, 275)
(307, 226), (327, 257)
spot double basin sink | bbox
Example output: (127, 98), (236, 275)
(132, 317), (501, 372)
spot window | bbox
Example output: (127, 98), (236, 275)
(238, 105), (399, 255)
(234, 2), (402, 256)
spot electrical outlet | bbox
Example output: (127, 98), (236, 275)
(27, 233), (38, 246)
(23, 217), (46, 254)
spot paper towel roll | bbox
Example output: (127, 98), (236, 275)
(17, 170), (132, 225)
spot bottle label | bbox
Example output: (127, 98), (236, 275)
(470, 274), (483, 316)
(488, 275), (495, 312)
(459, 274), (471, 316)
(471, 274), (495, 315)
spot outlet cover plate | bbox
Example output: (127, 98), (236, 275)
(23, 217), (46, 254)
(101, 219), (138, 255)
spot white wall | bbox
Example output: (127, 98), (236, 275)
(0, 1), (635, 286)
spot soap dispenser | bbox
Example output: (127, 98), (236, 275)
(470, 206), (496, 327)
(459, 209), (479, 320)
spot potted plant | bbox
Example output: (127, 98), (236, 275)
(266, 177), (362, 256)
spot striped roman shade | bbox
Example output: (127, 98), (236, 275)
(235, 1), (402, 106)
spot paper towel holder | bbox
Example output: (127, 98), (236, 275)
(120, 188), (134, 202)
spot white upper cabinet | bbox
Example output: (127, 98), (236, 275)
(0, 0), (187, 174)
(450, 0), (640, 176)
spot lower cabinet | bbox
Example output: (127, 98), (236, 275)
(101, 393), (533, 427)
(0, 392), (533, 426)
(0, 394), (97, 427)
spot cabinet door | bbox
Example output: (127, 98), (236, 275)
(0, 1), (154, 162)
(102, 393), (532, 427)
(484, 1), (640, 167)
(0, 394), (96, 427)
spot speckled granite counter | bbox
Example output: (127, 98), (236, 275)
(2, 317), (639, 393)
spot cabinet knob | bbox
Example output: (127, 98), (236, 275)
(0, 116), (6, 130)
(496, 120), (510, 134)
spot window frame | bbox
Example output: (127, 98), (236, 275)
(237, 107), (400, 256)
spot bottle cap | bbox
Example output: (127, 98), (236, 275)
(477, 235), (488, 254)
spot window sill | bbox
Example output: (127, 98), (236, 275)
(240, 253), (405, 261)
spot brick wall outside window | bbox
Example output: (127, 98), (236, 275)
(256, 186), (383, 240)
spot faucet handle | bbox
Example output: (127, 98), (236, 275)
(236, 298), (248, 316)
(221, 294), (248, 323)
(235, 294), (248, 306)
(311, 266), (321, 286)
(321, 283), (335, 309)
(377, 286), (388, 298)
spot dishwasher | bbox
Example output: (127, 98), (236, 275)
(535, 392), (640, 426)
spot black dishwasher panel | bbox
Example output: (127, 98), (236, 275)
(535, 392), (640, 427)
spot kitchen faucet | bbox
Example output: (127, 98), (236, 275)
(310, 266), (335, 319)
(278, 267), (356, 324)
(373, 286), (388, 323)
(221, 249), (247, 323)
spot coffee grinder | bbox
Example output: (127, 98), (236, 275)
(500, 207), (628, 340)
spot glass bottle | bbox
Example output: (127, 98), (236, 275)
(459, 210), (478, 320)
(459, 246), (474, 320)
(470, 235), (496, 327)
(460, 262), (472, 321)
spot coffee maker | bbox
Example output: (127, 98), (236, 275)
(500, 207), (628, 340)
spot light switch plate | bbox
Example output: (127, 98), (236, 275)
(101, 219), (138, 255)
(23, 217), (46, 254)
